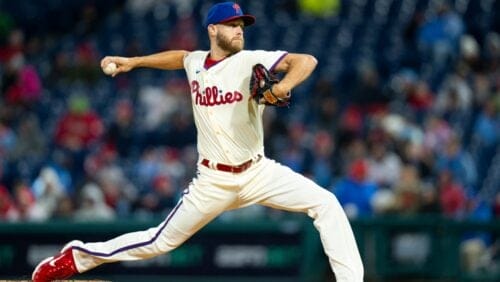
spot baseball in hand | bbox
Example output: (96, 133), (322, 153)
(103, 62), (117, 75)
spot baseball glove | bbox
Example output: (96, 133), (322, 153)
(250, 64), (290, 107)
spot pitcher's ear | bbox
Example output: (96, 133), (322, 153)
(208, 24), (217, 36)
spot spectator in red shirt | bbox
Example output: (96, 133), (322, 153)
(0, 29), (23, 63)
(54, 94), (104, 152)
(438, 170), (467, 218)
(0, 184), (19, 221)
(54, 94), (104, 183)
(3, 54), (42, 105)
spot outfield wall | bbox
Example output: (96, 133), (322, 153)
(0, 216), (498, 281)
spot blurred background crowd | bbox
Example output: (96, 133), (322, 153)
(0, 0), (498, 275)
(0, 0), (498, 238)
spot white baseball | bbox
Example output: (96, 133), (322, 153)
(103, 62), (117, 75)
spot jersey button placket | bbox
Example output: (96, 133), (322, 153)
(208, 112), (222, 134)
(207, 110), (218, 132)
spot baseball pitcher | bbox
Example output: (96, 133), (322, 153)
(32, 2), (363, 281)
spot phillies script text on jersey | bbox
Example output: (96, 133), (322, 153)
(192, 80), (243, 106)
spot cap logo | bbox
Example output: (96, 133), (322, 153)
(233, 3), (241, 13)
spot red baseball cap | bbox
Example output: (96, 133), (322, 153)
(204, 2), (255, 28)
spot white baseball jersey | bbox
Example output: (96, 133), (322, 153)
(184, 50), (287, 165)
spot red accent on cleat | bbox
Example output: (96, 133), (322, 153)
(32, 247), (78, 282)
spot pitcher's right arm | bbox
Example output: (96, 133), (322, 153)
(101, 50), (189, 76)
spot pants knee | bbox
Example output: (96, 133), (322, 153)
(309, 193), (342, 219)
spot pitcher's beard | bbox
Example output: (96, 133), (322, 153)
(216, 33), (244, 55)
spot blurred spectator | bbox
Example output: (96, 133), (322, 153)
(332, 159), (378, 219)
(12, 181), (36, 221)
(311, 78), (339, 132)
(0, 29), (23, 63)
(483, 32), (499, 72)
(434, 70), (473, 127)
(135, 173), (177, 216)
(418, 0), (464, 76)
(54, 94), (104, 152)
(419, 184), (440, 214)
(135, 148), (163, 188)
(31, 167), (64, 199)
(159, 148), (187, 182)
(470, 71), (492, 109)
(337, 106), (364, 147)
(0, 120), (16, 158)
(338, 138), (367, 173)
(164, 111), (196, 149)
(435, 136), (477, 189)
(74, 183), (115, 221)
(401, 142), (434, 181)
(459, 34), (481, 72)
(405, 80), (434, 121)
(391, 165), (426, 215)
(73, 40), (101, 83)
(298, 0), (340, 18)
(351, 62), (389, 110)
(423, 115), (453, 154)
(84, 142), (137, 216)
(472, 99), (499, 184)
(472, 99), (499, 148)
(466, 196), (493, 222)
(52, 195), (75, 220)
(370, 188), (396, 216)
(134, 147), (186, 206)
(105, 98), (138, 158)
(179, 145), (198, 180)
(164, 16), (198, 51)
(366, 133), (402, 189)
(277, 122), (313, 174)
(46, 50), (70, 85)
(30, 167), (65, 221)
(306, 130), (337, 187)
(10, 114), (47, 164)
(0, 184), (19, 221)
(437, 170), (467, 218)
(381, 114), (424, 146)
(2, 54), (42, 106)
(389, 68), (419, 104)
(44, 149), (74, 196)
(162, 79), (194, 148)
(54, 94), (104, 182)
(84, 144), (119, 178)
(94, 157), (137, 216)
(137, 85), (178, 144)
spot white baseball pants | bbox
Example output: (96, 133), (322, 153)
(71, 156), (363, 281)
